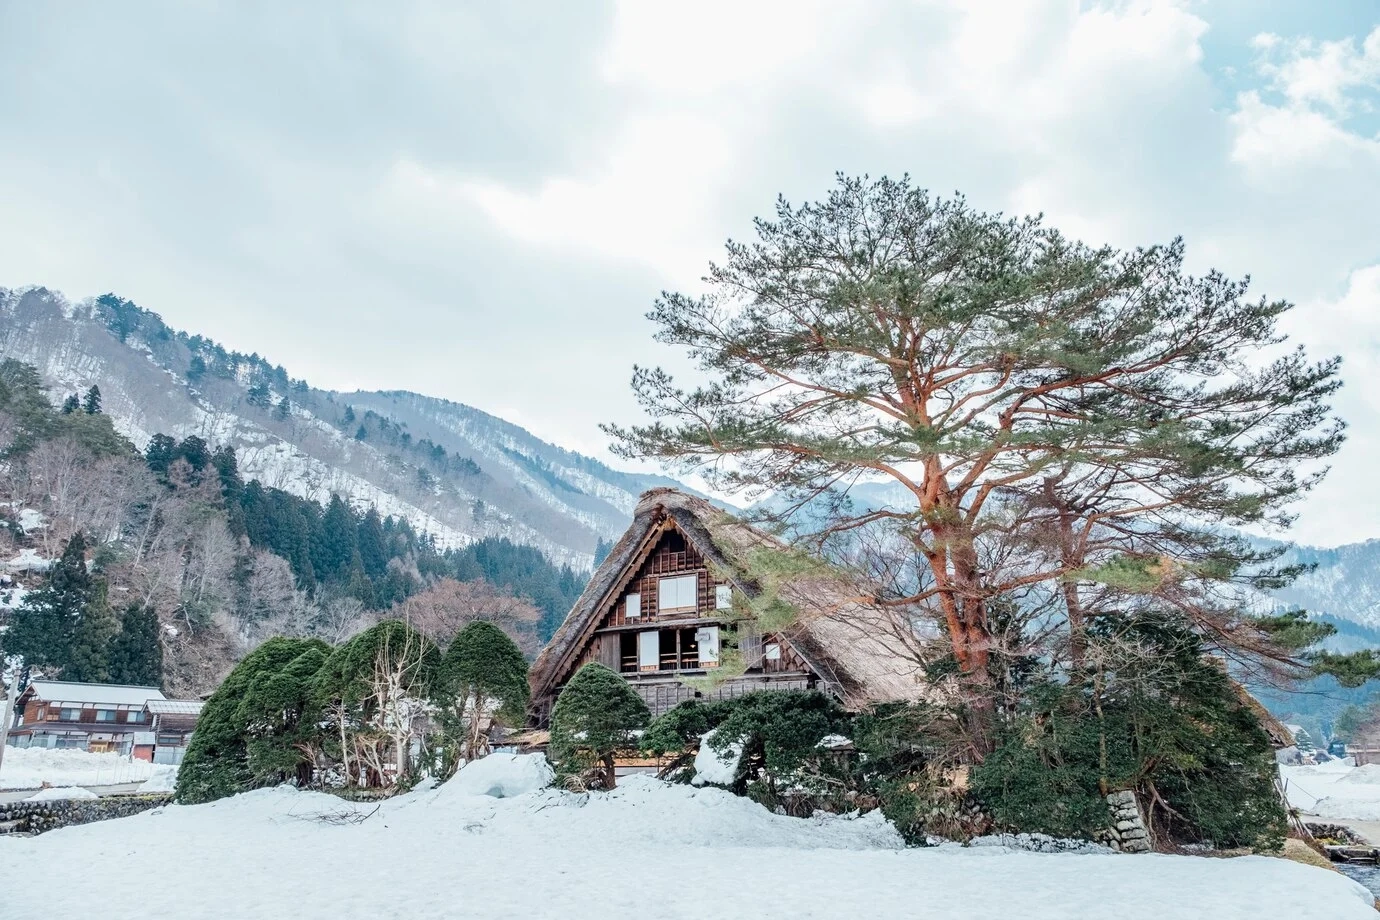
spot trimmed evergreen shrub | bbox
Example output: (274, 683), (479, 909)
(441, 620), (530, 764)
(176, 637), (330, 804)
(549, 663), (650, 789)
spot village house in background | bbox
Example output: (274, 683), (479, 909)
(529, 489), (933, 722)
(6, 680), (202, 764)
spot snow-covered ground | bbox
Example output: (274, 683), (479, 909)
(1282, 759), (1380, 821)
(0, 746), (161, 790)
(0, 754), (1369, 919)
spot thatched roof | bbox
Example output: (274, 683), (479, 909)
(530, 488), (935, 710)
(1231, 680), (1295, 749)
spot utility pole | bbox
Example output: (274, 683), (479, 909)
(0, 662), (20, 777)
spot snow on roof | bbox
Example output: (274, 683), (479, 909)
(25, 681), (167, 707)
(144, 699), (203, 715)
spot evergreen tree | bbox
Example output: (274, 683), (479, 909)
(354, 424), (368, 441)
(187, 354), (207, 381)
(592, 537), (614, 568)
(240, 644), (331, 788)
(177, 637), (331, 804)
(549, 663), (649, 789)
(356, 508), (388, 580)
(176, 435), (211, 472)
(60, 393), (80, 415)
(81, 384), (102, 414)
(65, 580), (117, 683)
(608, 174), (1349, 749)
(275, 396), (291, 421)
(5, 532), (98, 674)
(246, 382), (271, 408)
(145, 433), (178, 475)
(442, 621), (530, 762)
(342, 405), (355, 424)
(315, 495), (359, 578)
(107, 604), (164, 687)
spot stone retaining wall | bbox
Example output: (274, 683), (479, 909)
(1101, 790), (1152, 853)
(0, 794), (172, 835)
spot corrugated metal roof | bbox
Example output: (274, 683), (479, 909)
(145, 699), (202, 715)
(26, 681), (167, 707)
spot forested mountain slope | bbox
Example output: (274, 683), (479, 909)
(0, 286), (689, 570)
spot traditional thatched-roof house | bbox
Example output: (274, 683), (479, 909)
(529, 488), (934, 722)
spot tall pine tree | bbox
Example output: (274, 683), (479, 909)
(5, 532), (114, 680)
(108, 604), (164, 687)
(82, 384), (101, 414)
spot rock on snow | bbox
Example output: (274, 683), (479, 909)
(0, 754), (1371, 919)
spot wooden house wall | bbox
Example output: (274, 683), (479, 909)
(601, 531), (726, 629)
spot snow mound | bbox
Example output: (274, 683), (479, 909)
(692, 729), (742, 786)
(969, 832), (1113, 854)
(137, 765), (179, 794)
(0, 772), (1375, 918)
(0, 746), (157, 790)
(439, 753), (553, 799)
(1337, 764), (1380, 785)
(27, 786), (98, 801)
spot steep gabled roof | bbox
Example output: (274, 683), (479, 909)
(530, 488), (935, 710)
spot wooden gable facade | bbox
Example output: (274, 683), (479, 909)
(530, 489), (936, 724)
(537, 516), (817, 720)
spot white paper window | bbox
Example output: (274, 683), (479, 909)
(658, 574), (698, 612)
(637, 631), (660, 670)
(764, 642), (781, 661)
(696, 626), (720, 666)
(625, 593), (641, 619)
(715, 585), (732, 610)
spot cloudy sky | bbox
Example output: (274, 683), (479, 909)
(0, 1), (1377, 545)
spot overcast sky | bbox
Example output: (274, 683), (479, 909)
(1, 1), (1377, 546)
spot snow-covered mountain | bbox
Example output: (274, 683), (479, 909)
(0, 287), (691, 569)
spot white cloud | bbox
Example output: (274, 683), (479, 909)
(1230, 26), (1380, 174)
(1280, 265), (1380, 545)
(394, 112), (735, 282)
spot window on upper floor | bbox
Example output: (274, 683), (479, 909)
(625, 592), (641, 619)
(658, 574), (698, 613)
(95, 709), (116, 722)
(59, 708), (80, 721)
(715, 585), (732, 610)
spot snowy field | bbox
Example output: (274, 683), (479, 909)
(1281, 759), (1380, 821)
(0, 754), (1371, 920)
(0, 746), (163, 790)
